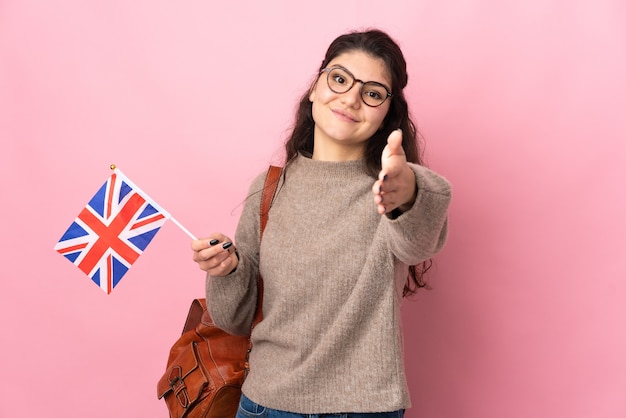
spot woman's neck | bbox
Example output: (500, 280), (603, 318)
(311, 137), (365, 162)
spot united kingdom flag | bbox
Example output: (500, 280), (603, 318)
(55, 169), (170, 294)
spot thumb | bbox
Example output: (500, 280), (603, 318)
(385, 129), (404, 156)
(380, 129), (406, 180)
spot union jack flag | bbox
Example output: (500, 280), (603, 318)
(55, 169), (170, 294)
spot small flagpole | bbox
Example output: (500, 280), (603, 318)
(110, 164), (198, 241)
(169, 216), (197, 240)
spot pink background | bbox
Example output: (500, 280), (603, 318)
(1, 1), (625, 417)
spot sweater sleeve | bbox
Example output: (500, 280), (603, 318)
(383, 163), (452, 265)
(205, 172), (267, 336)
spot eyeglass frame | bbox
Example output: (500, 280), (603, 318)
(320, 65), (393, 107)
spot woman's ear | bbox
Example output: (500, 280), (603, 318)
(308, 78), (319, 103)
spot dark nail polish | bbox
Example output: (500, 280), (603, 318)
(209, 239), (219, 246)
(379, 185), (383, 194)
(383, 174), (388, 182)
(222, 242), (233, 250)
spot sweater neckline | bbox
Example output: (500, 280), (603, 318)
(294, 153), (369, 180)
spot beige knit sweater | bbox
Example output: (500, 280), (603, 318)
(206, 154), (451, 414)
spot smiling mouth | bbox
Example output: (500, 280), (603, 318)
(332, 109), (358, 122)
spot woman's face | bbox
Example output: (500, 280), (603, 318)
(309, 50), (391, 161)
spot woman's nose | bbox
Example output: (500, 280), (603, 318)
(340, 82), (362, 107)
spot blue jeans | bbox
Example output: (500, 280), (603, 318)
(237, 393), (405, 418)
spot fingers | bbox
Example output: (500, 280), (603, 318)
(192, 234), (238, 276)
(372, 176), (400, 215)
(373, 178), (385, 214)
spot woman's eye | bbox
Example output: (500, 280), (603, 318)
(365, 90), (383, 100)
(333, 75), (346, 85)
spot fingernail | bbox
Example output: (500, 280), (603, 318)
(379, 185), (383, 194)
(383, 174), (388, 182)
(209, 239), (219, 246)
(222, 242), (233, 250)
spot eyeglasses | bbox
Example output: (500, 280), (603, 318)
(320, 65), (392, 107)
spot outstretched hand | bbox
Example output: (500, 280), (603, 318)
(372, 129), (417, 215)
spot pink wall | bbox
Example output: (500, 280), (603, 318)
(1, 1), (625, 417)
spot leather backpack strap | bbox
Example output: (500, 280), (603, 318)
(182, 299), (207, 335)
(251, 165), (282, 329)
(260, 165), (281, 235)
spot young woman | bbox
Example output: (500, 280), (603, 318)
(192, 29), (451, 417)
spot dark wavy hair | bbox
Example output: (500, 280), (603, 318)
(283, 29), (431, 296)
